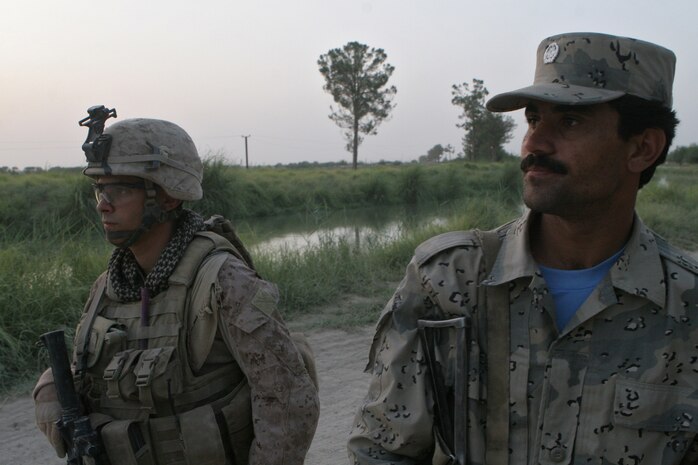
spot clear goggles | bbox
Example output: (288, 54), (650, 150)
(92, 181), (145, 206)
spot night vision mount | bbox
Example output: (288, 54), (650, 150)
(79, 105), (117, 163)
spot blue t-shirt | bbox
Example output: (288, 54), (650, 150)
(538, 248), (624, 331)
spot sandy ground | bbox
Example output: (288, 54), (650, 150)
(0, 327), (374, 465)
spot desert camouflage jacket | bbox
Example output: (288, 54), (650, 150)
(77, 250), (319, 465)
(349, 211), (698, 465)
(212, 255), (320, 465)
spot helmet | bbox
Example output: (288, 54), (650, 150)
(83, 118), (203, 201)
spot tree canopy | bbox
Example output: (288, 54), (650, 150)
(451, 78), (515, 161)
(418, 144), (454, 163)
(318, 41), (397, 169)
(668, 144), (698, 164)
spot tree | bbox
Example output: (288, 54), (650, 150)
(668, 144), (698, 165)
(451, 78), (515, 161)
(318, 41), (397, 169)
(418, 144), (454, 163)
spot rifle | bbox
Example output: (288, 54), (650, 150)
(418, 316), (470, 465)
(40, 330), (110, 465)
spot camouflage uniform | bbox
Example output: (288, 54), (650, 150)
(33, 114), (319, 465)
(213, 255), (319, 465)
(76, 247), (320, 465)
(348, 211), (698, 464)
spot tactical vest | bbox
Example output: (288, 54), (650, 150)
(73, 231), (254, 465)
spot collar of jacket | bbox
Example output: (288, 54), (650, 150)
(480, 210), (666, 309)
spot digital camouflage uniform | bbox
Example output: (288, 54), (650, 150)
(212, 256), (319, 465)
(77, 243), (319, 465)
(33, 114), (319, 465)
(348, 211), (698, 464)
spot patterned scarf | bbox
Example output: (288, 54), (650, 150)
(107, 209), (205, 302)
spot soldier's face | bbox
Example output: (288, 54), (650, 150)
(95, 175), (147, 246)
(519, 101), (637, 218)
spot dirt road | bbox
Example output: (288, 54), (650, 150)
(0, 327), (374, 465)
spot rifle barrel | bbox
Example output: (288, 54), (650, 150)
(40, 330), (81, 414)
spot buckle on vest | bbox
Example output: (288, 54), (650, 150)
(135, 348), (163, 387)
(104, 350), (131, 381)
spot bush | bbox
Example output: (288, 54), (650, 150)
(668, 144), (698, 165)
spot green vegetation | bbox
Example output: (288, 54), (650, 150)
(452, 78), (516, 161)
(318, 41), (397, 169)
(1, 160), (697, 393)
(667, 143), (698, 165)
(636, 164), (698, 249)
(3, 158), (518, 237)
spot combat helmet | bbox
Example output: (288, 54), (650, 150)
(79, 105), (203, 247)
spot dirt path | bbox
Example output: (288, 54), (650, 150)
(0, 327), (374, 465)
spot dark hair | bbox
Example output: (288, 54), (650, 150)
(608, 95), (679, 188)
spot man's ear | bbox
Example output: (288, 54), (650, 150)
(627, 127), (666, 174)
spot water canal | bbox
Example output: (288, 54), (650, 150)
(235, 203), (451, 255)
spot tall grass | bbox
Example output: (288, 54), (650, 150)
(0, 160), (696, 393)
(0, 238), (110, 392)
(1, 159), (514, 238)
(636, 165), (698, 250)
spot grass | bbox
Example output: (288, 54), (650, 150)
(0, 160), (696, 393)
(0, 237), (110, 392)
(1, 158), (516, 238)
(636, 165), (698, 250)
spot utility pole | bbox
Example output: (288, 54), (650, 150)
(241, 135), (251, 169)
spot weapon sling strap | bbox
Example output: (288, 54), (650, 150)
(477, 229), (510, 465)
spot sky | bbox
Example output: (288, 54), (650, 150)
(1, 0), (697, 169)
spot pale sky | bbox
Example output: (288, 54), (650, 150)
(1, 0), (697, 169)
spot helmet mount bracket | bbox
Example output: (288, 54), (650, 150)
(79, 105), (117, 167)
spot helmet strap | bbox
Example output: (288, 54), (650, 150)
(111, 180), (182, 249)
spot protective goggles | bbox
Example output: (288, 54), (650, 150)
(92, 181), (145, 206)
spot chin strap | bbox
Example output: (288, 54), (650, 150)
(108, 180), (182, 249)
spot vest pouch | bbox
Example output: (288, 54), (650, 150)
(106, 347), (181, 407)
(220, 380), (253, 465)
(179, 404), (227, 465)
(131, 347), (182, 409)
(148, 405), (227, 465)
(100, 419), (155, 465)
(75, 315), (127, 374)
(104, 349), (141, 400)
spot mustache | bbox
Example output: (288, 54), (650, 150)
(520, 154), (568, 174)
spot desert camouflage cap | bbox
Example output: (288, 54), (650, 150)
(83, 118), (203, 201)
(486, 32), (676, 112)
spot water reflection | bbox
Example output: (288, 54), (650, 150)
(236, 204), (449, 255)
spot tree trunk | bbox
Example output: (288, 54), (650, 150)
(352, 120), (359, 170)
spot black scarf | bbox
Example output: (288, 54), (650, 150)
(107, 209), (205, 302)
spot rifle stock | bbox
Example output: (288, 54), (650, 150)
(40, 330), (109, 465)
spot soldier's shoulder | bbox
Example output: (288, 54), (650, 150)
(654, 234), (698, 275)
(414, 230), (481, 267)
(413, 220), (516, 268)
(216, 252), (260, 287)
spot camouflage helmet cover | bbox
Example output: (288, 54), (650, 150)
(83, 118), (203, 201)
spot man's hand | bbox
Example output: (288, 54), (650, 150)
(33, 369), (66, 458)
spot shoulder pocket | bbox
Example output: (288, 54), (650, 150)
(233, 285), (275, 334)
(613, 378), (698, 432)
